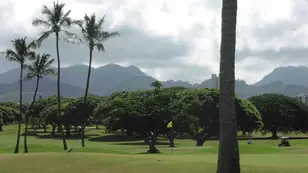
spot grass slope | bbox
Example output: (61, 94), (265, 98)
(1, 125), (308, 173)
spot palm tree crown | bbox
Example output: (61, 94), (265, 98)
(32, 1), (81, 45)
(2, 37), (36, 64)
(68, 13), (120, 50)
(25, 53), (56, 80)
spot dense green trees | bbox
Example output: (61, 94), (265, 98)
(249, 93), (308, 138)
(94, 86), (262, 151)
(1, 87), (308, 154)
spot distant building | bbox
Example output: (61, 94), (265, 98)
(294, 93), (308, 104)
(211, 74), (220, 89)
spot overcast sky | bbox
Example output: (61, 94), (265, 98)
(0, 0), (307, 84)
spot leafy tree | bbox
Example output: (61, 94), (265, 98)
(171, 89), (262, 146)
(236, 99), (263, 135)
(216, 0), (240, 172)
(39, 98), (75, 136)
(62, 96), (102, 136)
(249, 94), (308, 138)
(2, 37), (36, 154)
(0, 105), (19, 130)
(32, 1), (81, 150)
(23, 53), (55, 153)
(64, 13), (119, 147)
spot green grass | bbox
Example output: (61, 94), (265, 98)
(1, 125), (308, 173)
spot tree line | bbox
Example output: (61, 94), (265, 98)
(1, 83), (308, 152)
(0, 1), (119, 153)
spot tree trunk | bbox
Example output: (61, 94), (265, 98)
(56, 32), (67, 150)
(0, 125), (3, 131)
(51, 124), (56, 136)
(82, 47), (93, 148)
(14, 63), (24, 154)
(271, 131), (278, 139)
(216, 0), (240, 173)
(147, 131), (160, 153)
(24, 76), (40, 153)
(196, 132), (209, 146)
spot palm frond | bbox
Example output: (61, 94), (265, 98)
(42, 68), (56, 76)
(25, 53), (56, 79)
(32, 18), (52, 28)
(97, 15), (106, 29)
(3, 49), (19, 62)
(60, 30), (86, 45)
(95, 44), (105, 52)
(41, 5), (54, 17)
(101, 31), (120, 41)
(27, 51), (36, 61)
(36, 31), (53, 47)
(28, 40), (37, 49)
(59, 10), (72, 27)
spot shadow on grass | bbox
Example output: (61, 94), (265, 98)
(21, 131), (90, 140)
(115, 141), (170, 146)
(89, 134), (144, 142)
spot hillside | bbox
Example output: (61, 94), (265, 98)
(1, 64), (308, 102)
(254, 66), (308, 87)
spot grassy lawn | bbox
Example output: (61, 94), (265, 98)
(1, 125), (308, 173)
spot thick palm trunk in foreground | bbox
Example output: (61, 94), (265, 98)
(56, 33), (68, 150)
(14, 64), (24, 154)
(216, 0), (240, 173)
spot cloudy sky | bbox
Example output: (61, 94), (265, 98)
(0, 0), (307, 84)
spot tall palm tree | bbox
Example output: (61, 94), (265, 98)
(32, 1), (81, 150)
(23, 53), (55, 153)
(66, 13), (119, 147)
(216, 0), (240, 173)
(2, 38), (36, 154)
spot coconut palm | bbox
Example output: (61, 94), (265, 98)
(2, 37), (36, 154)
(32, 1), (81, 150)
(65, 13), (119, 147)
(23, 53), (55, 153)
(216, 0), (240, 173)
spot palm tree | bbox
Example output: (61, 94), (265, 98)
(66, 13), (119, 147)
(216, 0), (240, 173)
(32, 1), (81, 150)
(23, 53), (55, 153)
(2, 38), (36, 154)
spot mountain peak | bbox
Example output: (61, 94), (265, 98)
(254, 66), (308, 86)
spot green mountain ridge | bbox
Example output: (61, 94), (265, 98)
(1, 64), (308, 102)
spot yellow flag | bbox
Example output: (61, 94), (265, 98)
(167, 121), (173, 128)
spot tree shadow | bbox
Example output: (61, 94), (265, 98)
(88, 134), (144, 142)
(21, 131), (90, 140)
(114, 141), (170, 146)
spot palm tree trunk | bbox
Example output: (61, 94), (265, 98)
(216, 0), (240, 173)
(56, 32), (68, 150)
(14, 63), (24, 154)
(82, 48), (93, 147)
(24, 76), (40, 153)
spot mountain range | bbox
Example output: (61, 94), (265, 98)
(1, 64), (308, 103)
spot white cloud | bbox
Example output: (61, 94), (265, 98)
(0, 0), (308, 84)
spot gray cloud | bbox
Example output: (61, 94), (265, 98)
(0, 23), (190, 73)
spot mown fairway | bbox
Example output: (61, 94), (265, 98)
(1, 125), (308, 173)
